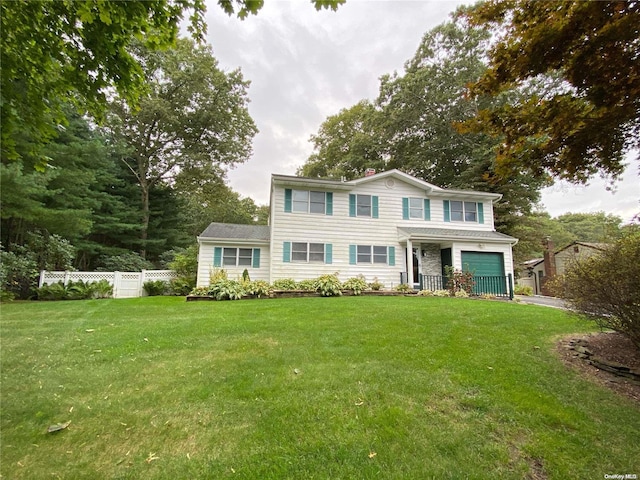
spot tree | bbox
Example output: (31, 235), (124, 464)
(299, 101), (387, 179)
(556, 233), (640, 349)
(462, 1), (640, 183)
(105, 38), (258, 258)
(1, 0), (344, 165)
(301, 19), (549, 234)
(555, 212), (623, 244)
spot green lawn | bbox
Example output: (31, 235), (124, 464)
(1, 296), (638, 479)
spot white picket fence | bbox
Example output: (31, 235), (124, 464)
(39, 270), (176, 299)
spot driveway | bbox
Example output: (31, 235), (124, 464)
(515, 295), (567, 309)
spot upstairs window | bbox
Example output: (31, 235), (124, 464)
(402, 197), (431, 220)
(285, 189), (333, 215)
(349, 194), (379, 218)
(444, 200), (483, 223)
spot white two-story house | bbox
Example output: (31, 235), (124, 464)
(196, 169), (518, 292)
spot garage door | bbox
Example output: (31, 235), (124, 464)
(461, 251), (505, 294)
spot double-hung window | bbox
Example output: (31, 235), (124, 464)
(409, 198), (423, 219)
(402, 197), (431, 220)
(291, 242), (325, 263)
(350, 245), (395, 266)
(286, 189), (333, 215)
(349, 194), (379, 218)
(445, 200), (483, 223)
(283, 242), (332, 264)
(214, 247), (261, 268)
(450, 201), (477, 222)
(223, 247), (253, 266)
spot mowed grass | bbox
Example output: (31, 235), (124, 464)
(1, 297), (639, 479)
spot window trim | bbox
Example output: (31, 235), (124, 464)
(214, 247), (260, 268)
(283, 242), (332, 264)
(285, 188), (332, 215)
(350, 244), (394, 265)
(446, 200), (482, 223)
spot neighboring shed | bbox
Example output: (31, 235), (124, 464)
(520, 241), (608, 295)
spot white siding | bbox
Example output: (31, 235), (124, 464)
(269, 177), (501, 288)
(196, 241), (270, 287)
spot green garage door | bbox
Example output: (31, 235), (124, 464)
(461, 251), (505, 294)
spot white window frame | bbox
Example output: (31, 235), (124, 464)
(292, 189), (327, 214)
(356, 194), (372, 217)
(223, 247), (254, 267)
(356, 245), (388, 264)
(450, 200), (478, 223)
(409, 197), (423, 219)
(291, 242), (325, 263)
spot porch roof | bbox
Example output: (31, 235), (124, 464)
(397, 227), (517, 244)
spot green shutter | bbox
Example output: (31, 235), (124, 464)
(444, 200), (450, 222)
(388, 246), (395, 266)
(284, 189), (292, 213)
(326, 192), (333, 215)
(372, 196), (379, 218)
(213, 247), (222, 267)
(325, 244), (332, 264)
(424, 199), (431, 221)
(252, 248), (260, 268)
(349, 245), (356, 265)
(349, 194), (356, 217)
(283, 242), (291, 263)
(477, 202), (484, 224)
(402, 198), (409, 220)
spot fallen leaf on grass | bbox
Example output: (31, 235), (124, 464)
(85, 329), (95, 333)
(47, 421), (71, 433)
(368, 451), (377, 459)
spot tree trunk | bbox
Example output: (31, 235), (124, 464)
(140, 182), (150, 260)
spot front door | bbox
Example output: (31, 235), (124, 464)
(413, 248), (420, 288)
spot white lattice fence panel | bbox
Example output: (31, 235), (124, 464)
(39, 270), (178, 298)
(67, 272), (114, 284)
(143, 270), (176, 282)
(41, 272), (66, 285)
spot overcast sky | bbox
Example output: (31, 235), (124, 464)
(201, 0), (639, 223)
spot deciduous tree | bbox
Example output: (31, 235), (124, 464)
(105, 38), (257, 258)
(462, 1), (640, 183)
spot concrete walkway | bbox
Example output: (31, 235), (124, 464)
(515, 295), (567, 309)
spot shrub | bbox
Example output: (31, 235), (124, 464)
(417, 289), (434, 296)
(36, 281), (68, 301)
(557, 233), (640, 349)
(35, 279), (113, 300)
(296, 279), (318, 291)
(316, 274), (342, 297)
(395, 283), (413, 293)
(143, 280), (168, 296)
(514, 284), (533, 296)
(210, 269), (228, 282)
(242, 269), (250, 282)
(244, 280), (272, 298)
(273, 278), (297, 290)
(189, 286), (210, 297)
(445, 266), (475, 295)
(169, 277), (195, 296)
(433, 289), (451, 297)
(454, 289), (469, 298)
(342, 275), (368, 295)
(208, 279), (245, 301)
(369, 277), (384, 291)
(1, 247), (39, 299)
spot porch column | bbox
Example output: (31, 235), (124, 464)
(406, 238), (413, 286)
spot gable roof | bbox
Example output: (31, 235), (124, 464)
(198, 222), (270, 242)
(271, 169), (503, 202)
(522, 241), (609, 267)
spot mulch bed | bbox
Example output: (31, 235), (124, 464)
(556, 332), (640, 403)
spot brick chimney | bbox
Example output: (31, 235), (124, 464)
(540, 237), (557, 296)
(364, 168), (376, 177)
